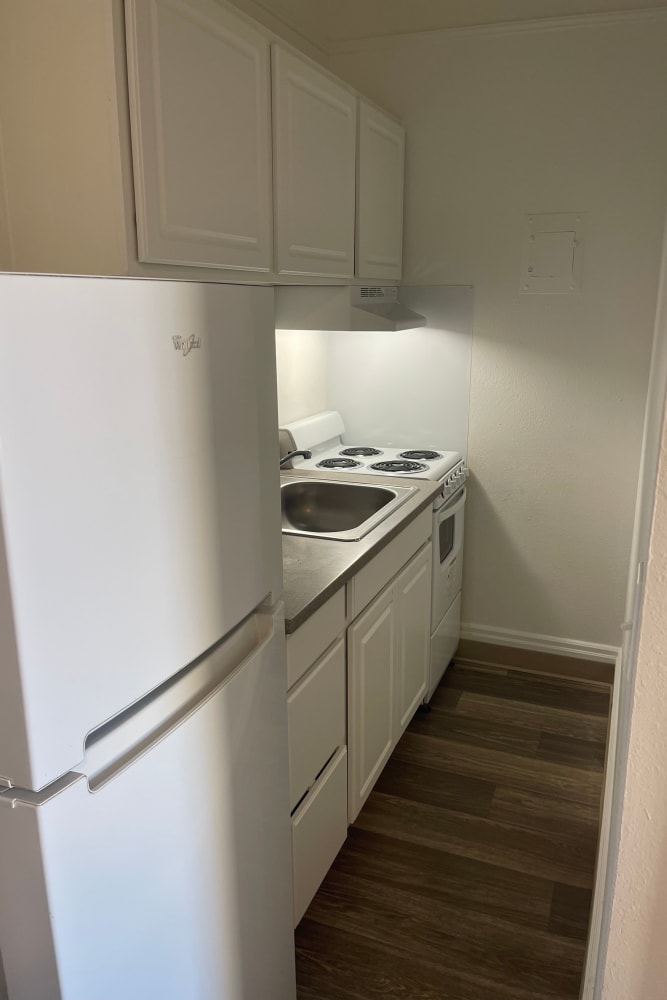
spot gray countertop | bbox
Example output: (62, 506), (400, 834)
(281, 469), (440, 634)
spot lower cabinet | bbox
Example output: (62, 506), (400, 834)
(395, 543), (433, 733)
(347, 585), (396, 820)
(286, 528), (433, 922)
(287, 637), (346, 813)
(291, 747), (347, 926)
(348, 542), (432, 822)
(286, 611), (347, 927)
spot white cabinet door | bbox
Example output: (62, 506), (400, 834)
(395, 543), (432, 736)
(291, 747), (347, 927)
(272, 45), (356, 277)
(347, 585), (396, 822)
(287, 637), (346, 811)
(356, 100), (405, 280)
(126, 0), (272, 271)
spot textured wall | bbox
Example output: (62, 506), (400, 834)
(331, 19), (667, 645)
(602, 408), (667, 999)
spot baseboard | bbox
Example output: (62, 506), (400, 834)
(461, 623), (619, 663)
(457, 625), (618, 684)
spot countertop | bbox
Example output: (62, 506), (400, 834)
(281, 468), (440, 633)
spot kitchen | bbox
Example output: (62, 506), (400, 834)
(1, 1), (667, 998)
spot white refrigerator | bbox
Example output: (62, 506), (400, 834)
(0, 274), (296, 1000)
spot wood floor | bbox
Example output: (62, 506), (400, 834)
(295, 658), (611, 1000)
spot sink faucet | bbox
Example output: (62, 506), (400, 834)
(280, 450), (312, 468)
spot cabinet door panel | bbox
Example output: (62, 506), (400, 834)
(356, 100), (405, 280)
(126, 0), (272, 270)
(348, 586), (396, 822)
(396, 543), (432, 735)
(273, 46), (356, 277)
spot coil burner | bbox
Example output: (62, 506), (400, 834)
(369, 460), (428, 474)
(316, 457), (362, 470)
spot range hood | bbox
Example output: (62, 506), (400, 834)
(275, 285), (426, 332)
(350, 286), (426, 331)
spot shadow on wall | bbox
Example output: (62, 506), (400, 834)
(462, 471), (567, 634)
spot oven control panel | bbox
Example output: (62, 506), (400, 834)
(441, 461), (468, 500)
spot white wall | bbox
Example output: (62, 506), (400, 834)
(331, 17), (667, 647)
(275, 329), (330, 424)
(275, 285), (473, 457)
(601, 398), (667, 1000)
(325, 285), (473, 458)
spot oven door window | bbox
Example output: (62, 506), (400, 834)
(439, 515), (455, 564)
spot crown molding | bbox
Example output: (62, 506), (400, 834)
(230, 0), (328, 57)
(328, 6), (667, 55)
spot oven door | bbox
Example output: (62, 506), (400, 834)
(431, 488), (466, 625)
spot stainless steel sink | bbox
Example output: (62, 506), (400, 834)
(280, 477), (416, 541)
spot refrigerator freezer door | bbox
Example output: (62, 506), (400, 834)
(0, 608), (295, 1000)
(0, 275), (281, 791)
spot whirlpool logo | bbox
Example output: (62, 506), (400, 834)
(172, 334), (202, 356)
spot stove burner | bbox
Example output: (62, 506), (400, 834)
(369, 460), (428, 474)
(317, 457), (362, 470)
(398, 450), (443, 461)
(339, 447), (382, 457)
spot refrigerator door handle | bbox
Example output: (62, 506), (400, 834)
(79, 607), (280, 792)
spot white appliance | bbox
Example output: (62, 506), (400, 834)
(280, 411), (467, 699)
(0, 274), (295, 1000)
(275, 284), (427, 332)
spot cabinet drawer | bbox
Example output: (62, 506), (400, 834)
(286, 588), (346, 690)
(292, 747), (348, 926)
(287, 637), (346, 811)
(347, 509), (432, 620)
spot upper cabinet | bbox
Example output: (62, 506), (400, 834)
(272, 46), (356, 278)
(0, 0), (404, 282)
(125, 0), (273, 271)
(356, 100), (405, 281)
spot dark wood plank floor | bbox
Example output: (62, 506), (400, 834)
(295, 659), (610, 1000)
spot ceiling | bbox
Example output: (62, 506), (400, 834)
(238, 0), (667, 51)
